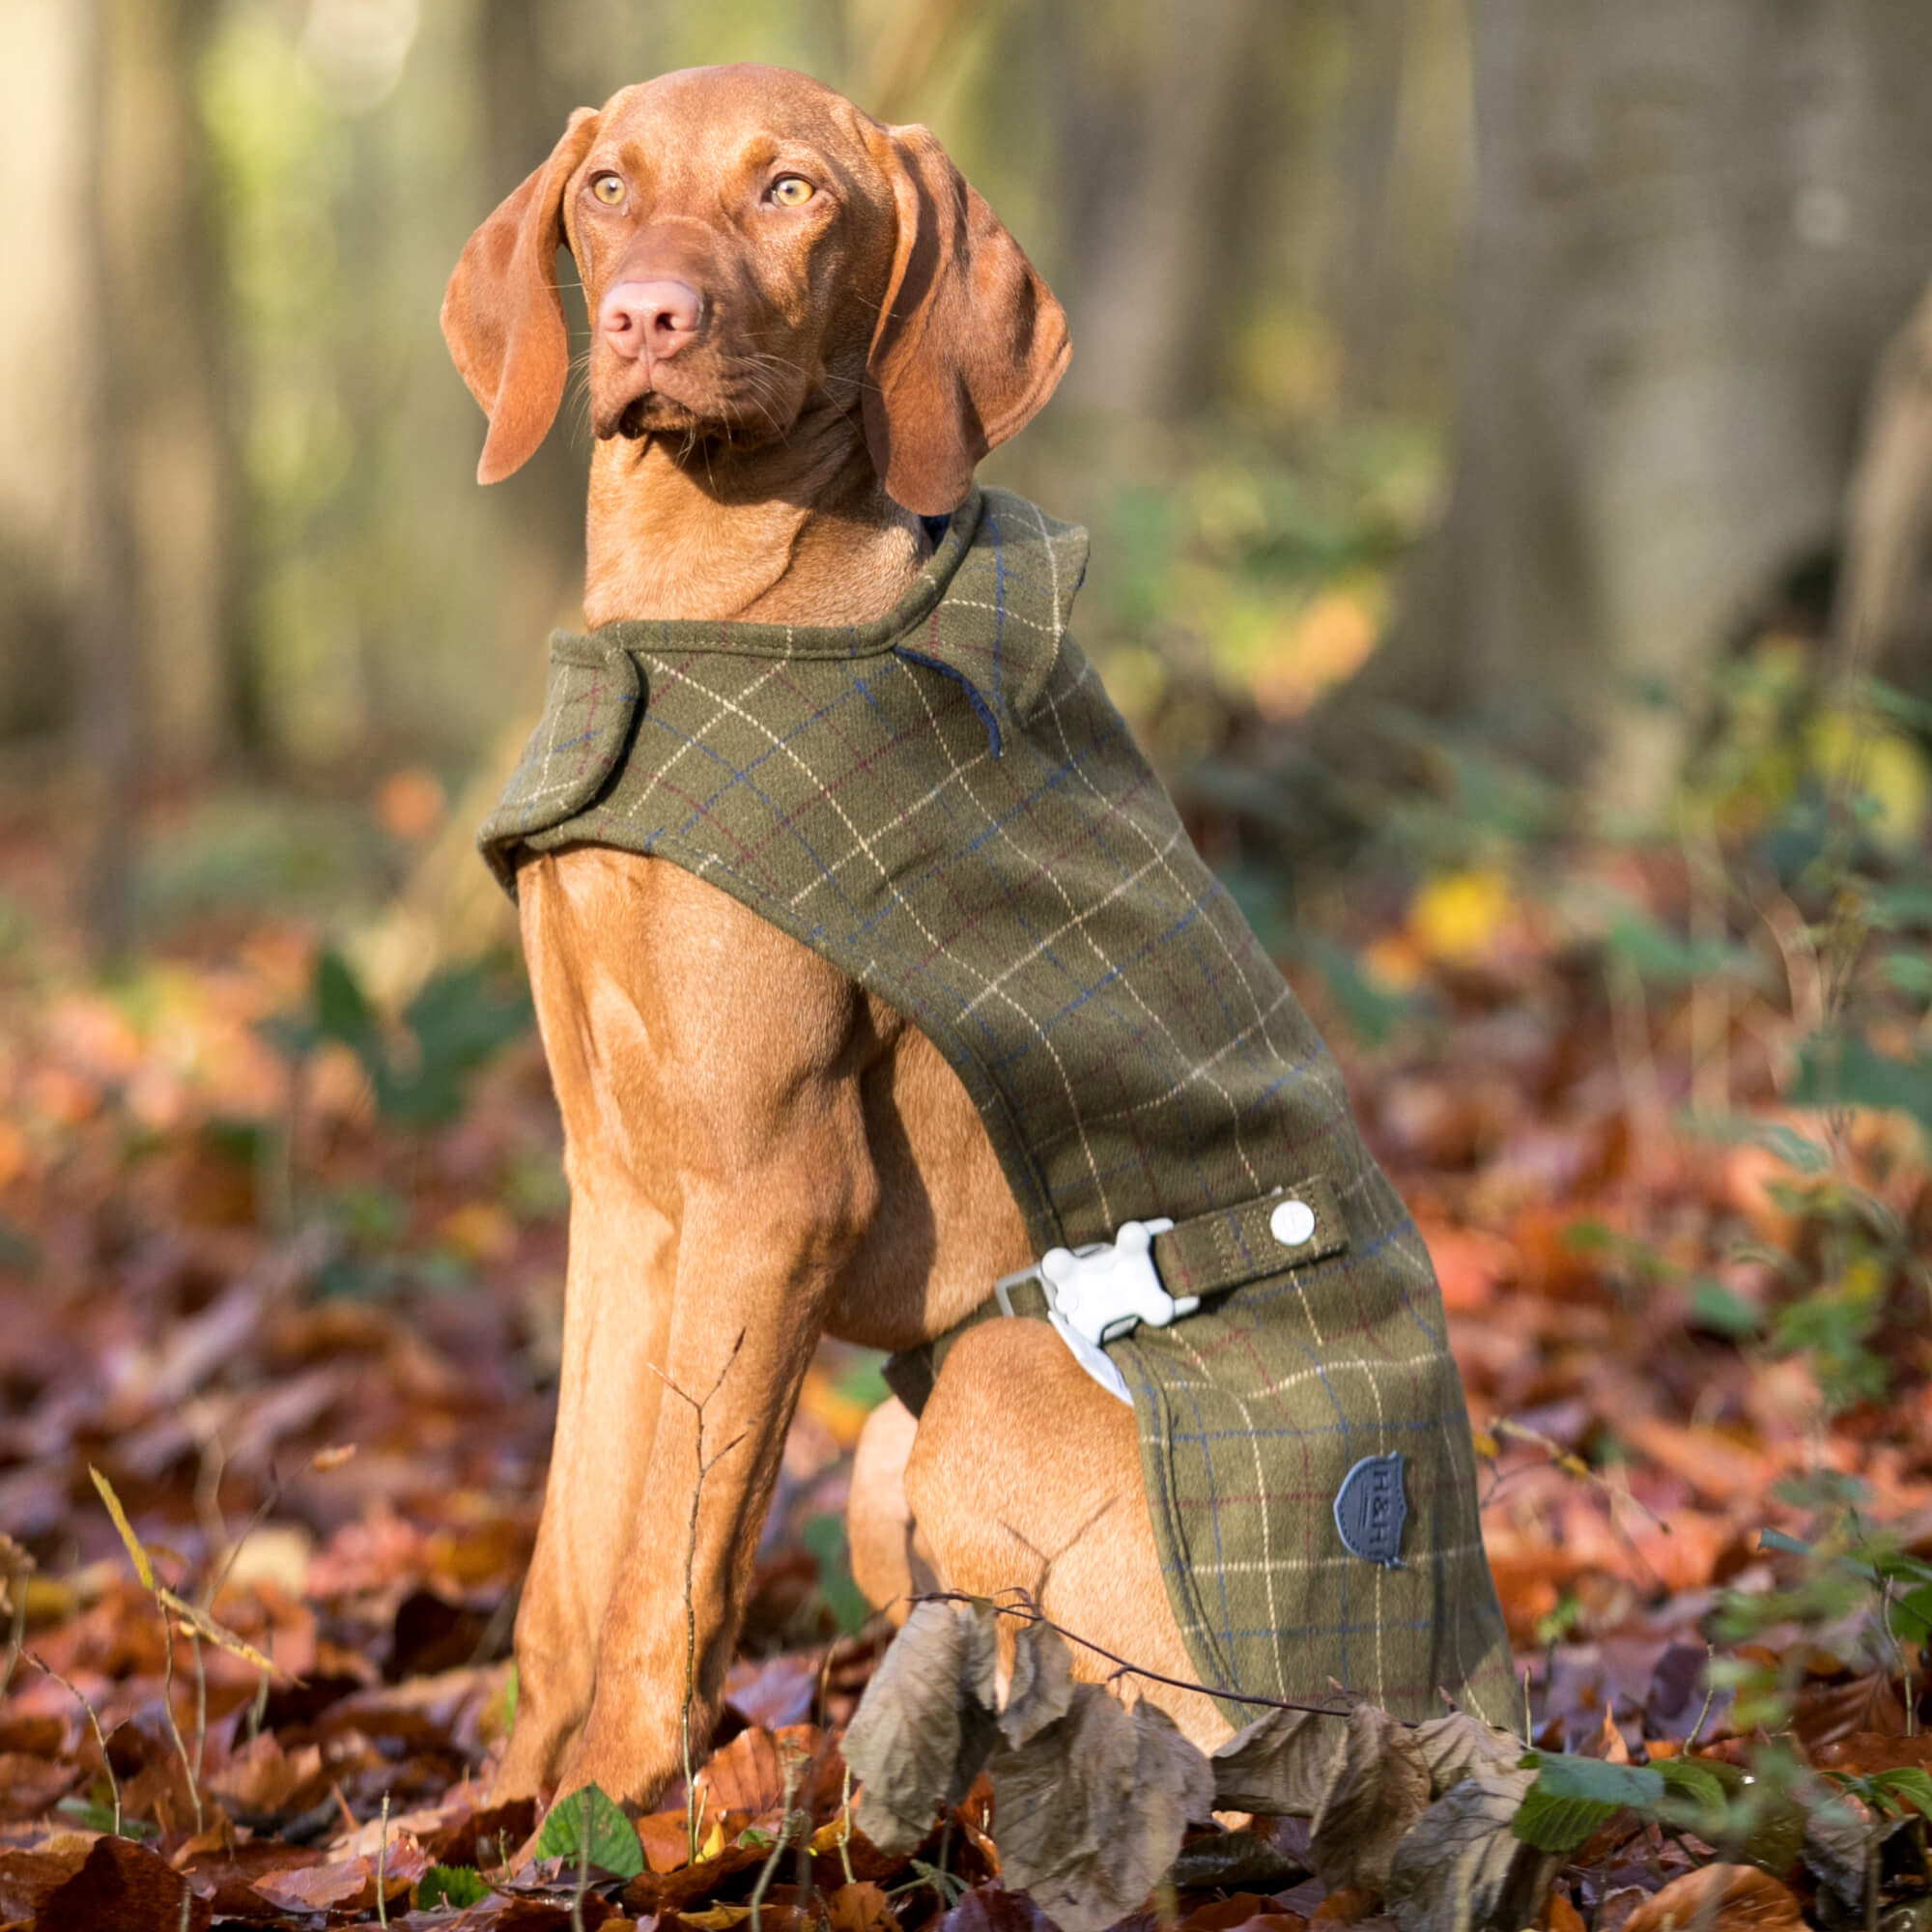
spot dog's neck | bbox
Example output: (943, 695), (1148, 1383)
(582, 403), (933, 628)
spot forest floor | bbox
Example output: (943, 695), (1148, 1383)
(1, 740), (1930, 1931)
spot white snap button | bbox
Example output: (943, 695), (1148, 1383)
(1270, 1198), (1317, 1247)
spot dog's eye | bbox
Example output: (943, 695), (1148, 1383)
(589, 173), (626, 206)
(769, 175), (815, 208)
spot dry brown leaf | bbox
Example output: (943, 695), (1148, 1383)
(35, 1833), (212, 1931)
(825, 1879), (900, 1932)
(1310, 1886), (1382, 1928)
(1546, 1893), (1586, 1932)
(1620, 1865), (1803, 1932)
(1308, 1705), (1430, 1895)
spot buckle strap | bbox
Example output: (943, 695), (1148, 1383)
(880, 1176), (1351, 1418)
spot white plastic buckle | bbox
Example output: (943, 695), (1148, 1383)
(999, 1219), (1194, 1405)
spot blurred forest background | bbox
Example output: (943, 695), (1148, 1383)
(12, 6), (1932, 1908)
(7, 0), (1932, 962)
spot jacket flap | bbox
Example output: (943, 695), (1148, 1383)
(477, 636), (643, 888)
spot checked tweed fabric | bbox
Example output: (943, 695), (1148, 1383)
(480, 488), (1514, 1724)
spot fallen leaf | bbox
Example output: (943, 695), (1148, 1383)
(1210, 1707), (1345, 1816)
(988, 1687), (1212, 1932)
(1621, 1865), (1803, 1932)
(1308, 1705), (1430, 1894)
(999, 1618), (1074, 1749)
(36, 1833), (212, 1931)
(1409, 1713), (1521, 1800)
(937, 1882), (1059, 1932)
(1383, 1769), (1556, 1932)
(1310, 1887), (1382, 1928)
(842, 1600), (997, 1855)
(1546, 1893), (1586, 1932)
(826, 1878), (900, 1932)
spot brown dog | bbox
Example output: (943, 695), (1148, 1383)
(443, 63), (1230, 1810)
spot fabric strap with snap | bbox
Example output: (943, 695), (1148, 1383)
(882, 1175), (1350, 1413)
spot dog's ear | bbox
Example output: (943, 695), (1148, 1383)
(442, 107), (602, 485)
(864, 125), (1070, 517)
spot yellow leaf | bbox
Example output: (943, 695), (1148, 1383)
(809, 1815), (853, 1856)
(89, 1466), (154, 1592)
(679, 1909), (750, 1930)
(1808, 712), (1931, 845)
(1408, 868), (1514, 967)
(699, 1815), (725, 1862)
(157, 1586), (288, 1679)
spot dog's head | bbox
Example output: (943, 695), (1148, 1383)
(441, 63), (1069, 516)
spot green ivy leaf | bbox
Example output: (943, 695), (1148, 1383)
(533, 1783), (644, 1880)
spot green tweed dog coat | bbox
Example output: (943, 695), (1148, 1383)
(480, 488), (1515, 1725)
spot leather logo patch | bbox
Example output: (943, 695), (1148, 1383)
(1333, 1452), (1407, 1568)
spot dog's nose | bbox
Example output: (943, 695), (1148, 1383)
(599, 279), (702, 361)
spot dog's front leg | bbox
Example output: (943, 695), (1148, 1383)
(509, 848), (878, 1810)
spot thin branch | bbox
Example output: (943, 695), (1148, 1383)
(750, 1741), (807, 1932)
(30, 1652), (122, 1836)
(909, 1590), (1363, 1721)
(377, 1791), (391, 1930)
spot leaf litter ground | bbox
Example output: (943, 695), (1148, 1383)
(2, 794), (1931, 1931)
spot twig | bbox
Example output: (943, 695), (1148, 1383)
(1685, 1645), (1719, 1750)
(909, 1590), (1361, 1721)
(377, 1790), (391, 1930)
(750, 1741), (807, 1932)
(189, 1629), (208, 1794)
(838, 1760), (857, 1887)
(649, 1330), (749, 1861)
(30, 1652), (122, 1836)
(156, 1601), (206, 1833)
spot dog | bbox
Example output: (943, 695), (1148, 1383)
(443, 61), (1511, 1812)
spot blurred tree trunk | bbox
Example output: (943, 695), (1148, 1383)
(72, 0), (142, 956)
(0, 0), (242, 780)
(0, 1), (85, 743)
(107, 0), (244, 775)
(1321, 0), (1932, 820)
(1055, 0), (1276, 427)
(1836, 279), (1932, 690)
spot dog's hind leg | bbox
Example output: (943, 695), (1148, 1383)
(903, 1317), (1233, 1752)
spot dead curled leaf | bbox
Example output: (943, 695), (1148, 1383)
(999, 1616), (1075, 1748)
(841, 1599), (998, 1854)
(1383, 1769), (1556, 1932)
(988, 1685), (1214, 1932)
(1620, 1865), (1804, 1932)
(1210, 1707), (1346, 1816)
(1309, 1705), (1431, 1895)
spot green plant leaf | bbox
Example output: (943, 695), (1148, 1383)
(417, 1865), (491, 1909)
(1758, 1528), (1812, 1556)
(533, 1783), (644, 1880)
(1872, 1768), (1932, 1821)
(315, 948), (378, 1054)
(1511, 1754), (1662, 1853)
(1791, 1031), (1932, 1133)
(1690, 1278), (1763, 1338)
(1682, 1114), (1830, 1174)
